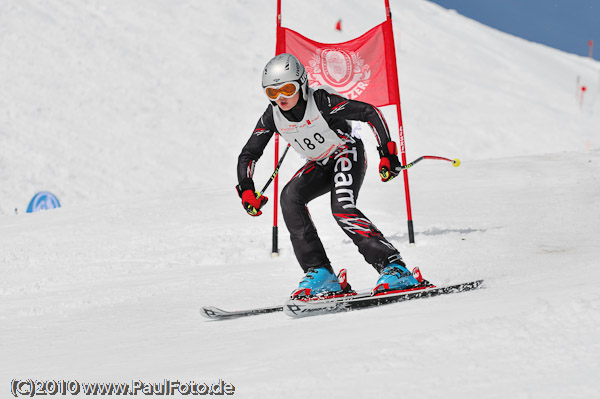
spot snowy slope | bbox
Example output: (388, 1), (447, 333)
(1, 0), (600, 398)
(1, 0), (598, 214)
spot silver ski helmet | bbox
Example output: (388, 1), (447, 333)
(262, 53), (308, 101)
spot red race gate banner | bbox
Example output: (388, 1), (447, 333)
(276, 21), (399, 108)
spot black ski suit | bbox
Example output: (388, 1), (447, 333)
(237, 88), (400, 273)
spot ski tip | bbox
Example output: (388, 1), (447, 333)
(200, 306), (227, 319)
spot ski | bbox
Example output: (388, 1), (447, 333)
(283, 279), (484, 318)
(200, 305), (283, 320)
(200, 291), (369, 320)
(201, 279), (484, 320)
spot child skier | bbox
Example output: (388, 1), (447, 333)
(236, 53), (424, 298)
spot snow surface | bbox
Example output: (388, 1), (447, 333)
(1, 0), (599, 398)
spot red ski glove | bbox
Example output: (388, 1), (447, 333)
(241, 190), (268, 216)
(378, 142), (402, 182)
(236, 181), (268, 217)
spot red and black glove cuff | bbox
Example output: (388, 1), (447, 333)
(377, 141), (398, 158)
(378, 142), (401, 182)
(236, 178), (255, 198)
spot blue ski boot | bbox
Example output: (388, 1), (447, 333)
(372, 258), (426, 295)
(291, 266), (349, 299)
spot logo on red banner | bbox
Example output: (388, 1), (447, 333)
(306, 49), (371, 100)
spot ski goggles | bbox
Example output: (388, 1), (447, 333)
(264, 82), (300, 100)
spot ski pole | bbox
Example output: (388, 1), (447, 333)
(260, 143), (291, 194)
(400, 155), (460, 170)
(380, 155), (460, 180)
(265, 149), (457, 187)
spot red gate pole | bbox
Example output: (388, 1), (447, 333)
(384, 0), (416, 243)
(270, 0), (283, 256)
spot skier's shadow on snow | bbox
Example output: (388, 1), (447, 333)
(342, 227), (494, 244)
(420, 227), (488, 236)
(387, 227), (492, 241)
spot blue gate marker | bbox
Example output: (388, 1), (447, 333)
(26, 191), (61, 213)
